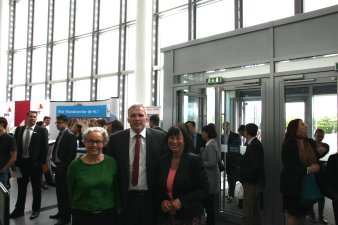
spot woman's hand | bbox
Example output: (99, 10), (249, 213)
(316, 146), (327, 155)
(309, 163), (320, 173)
(170, 198), (182, 211)
(161, 200), (171, 212)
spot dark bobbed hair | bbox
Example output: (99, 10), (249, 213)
(166, 124), (193, 154)
(184, 120), (196, 127)
(36, 121), (44, 127)
(0, 117), (8, 128)
(283, 118), (302, 144)
(238, 125), (245, 133)
(149, 114), (160, 126)
(245, 123), (258, 137)
(202, 123), (218, 139)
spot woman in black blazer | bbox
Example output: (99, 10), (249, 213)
(280, 119), (320, 225)
(159, 124), (209, 225)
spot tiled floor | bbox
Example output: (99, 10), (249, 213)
(6, 178), (336, 225)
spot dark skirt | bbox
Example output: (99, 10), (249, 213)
(283, 195), (311, 216)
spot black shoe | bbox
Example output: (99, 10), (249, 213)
(55, 219), (71, 225)
(50, 213), (61, 219)
(30, 211), (40, 220)
(9, 210), (24, 218)
(318, 218), (328, 224)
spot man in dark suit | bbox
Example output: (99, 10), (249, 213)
(239, 123), (265, 225)
(149, 114), (166, 133)
(10, 111), (49, 220)
(50, 114), (77, 225)
(221, 122), (241, 202)
(107, 104), (166, 225)
(185, 121), (205, 154)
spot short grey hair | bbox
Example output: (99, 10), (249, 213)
(82, 126), (109, 144)
(127, 104), (147, 116)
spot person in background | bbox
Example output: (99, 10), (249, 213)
(96, 118), (108, 129)
(222, 122), (241, 203)
(67, 127), (119, 225)
(88, 118), (97, 127)
(50, 114), (77, 225)
(185, 121), (205, 155)
(10, 111), (49, 220)
(159, 124), (209, 225)
(106, 120), (124, 137)
(149, 114), (166, 133)
(0, 117), (16, 187)
(280, 119), (320, 225)
(237, 125), (246, 145)
(35, 121), (54, 190)
(201, 124), (220, 225)
(107, 104), (166, 225)
(325, 148), (338, 225)
(309, 128), (329, 224)
(43, 116), (51, 130)
(239, 123), (265, 225)
(69, 119), (84, 148)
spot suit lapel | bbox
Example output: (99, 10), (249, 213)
(145, 128), (152, 181)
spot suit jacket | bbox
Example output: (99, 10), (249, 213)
(280, 139), (318, 197)
(201, 139), (220, 193)
(159, 152), (209, 220)
(152, 126), (166, 133)
(325, 153), (338, 201)
(192, 132), (205, 155)
(14, 125), (49, 167)
(239, 137), (265, 186)
(52, 128), (77, 171)
(221, 131), (241, 145)
(107, 128), (166, 214)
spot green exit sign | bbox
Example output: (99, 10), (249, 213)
(206, 77), (223, 84)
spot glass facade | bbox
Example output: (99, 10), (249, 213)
(1, 0), (338, 117)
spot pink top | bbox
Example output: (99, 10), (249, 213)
(166, 168), (176, 199)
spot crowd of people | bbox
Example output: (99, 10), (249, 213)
(0, 105), (337, 225)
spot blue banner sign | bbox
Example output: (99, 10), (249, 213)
(56, 105), (107, 118)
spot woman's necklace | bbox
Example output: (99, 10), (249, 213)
(82, 154), (102, 164)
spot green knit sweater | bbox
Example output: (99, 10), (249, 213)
(67, 155), (118, 212)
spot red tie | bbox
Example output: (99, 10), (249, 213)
(132, 134), (141, 186)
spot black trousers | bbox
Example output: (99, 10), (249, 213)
(15, 159), (42, 212)
(203, 193), (216, 225)
(72, 208), (119, 225)
(55, 165), (71, 221)
(123, 190), (156, 225)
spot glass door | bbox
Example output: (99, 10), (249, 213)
(220, 87), (262, 218)
(276, 71), (337, 225)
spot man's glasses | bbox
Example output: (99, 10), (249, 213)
(86, 139), (104, 145)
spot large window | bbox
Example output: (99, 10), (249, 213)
(243, 0), (294, 27)
(53, 0), (70, 41)
(12, 50), (26, 85)
(75, 0), (94, 36)
(98, 30), (119, 74)
(31, 47), (46, 83)
(73, 37), (92, 78)
(14, 0), (28, 50)
(52, 42), (68, 81)
(196, 0), (234, 39)
(304, 0), (338, 12)
(33, 0), (48, 46)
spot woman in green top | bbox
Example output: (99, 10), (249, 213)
(67, 127), (119, 225)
